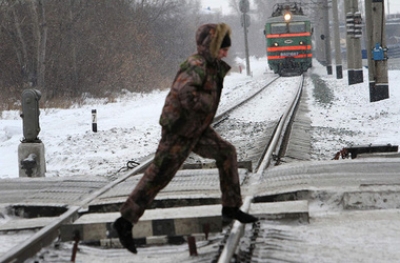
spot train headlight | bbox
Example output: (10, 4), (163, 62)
(273, 42), (279, 47)
(284, 12), (292, 22)
(299, 41), (304, 45)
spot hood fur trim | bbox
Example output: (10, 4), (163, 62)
(210, 23), (232, 59)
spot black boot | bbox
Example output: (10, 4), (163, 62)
(113, 217), (137, 254)
(222, 207), (258, 226)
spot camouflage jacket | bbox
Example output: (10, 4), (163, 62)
(159, 23), (231, 138)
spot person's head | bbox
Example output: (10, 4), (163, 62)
(196, 23), (231, 61)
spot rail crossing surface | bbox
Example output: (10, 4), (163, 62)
(2, 155), (400, 262)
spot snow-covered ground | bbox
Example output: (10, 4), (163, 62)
(307, 63), (400, 160)
(0, 58), (273, 179)
(2, 57), (400, 262)
(1, 57), (399, 180)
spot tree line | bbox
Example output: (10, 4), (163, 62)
(1, 0), (313, 110)
(0, 0), (205, 108)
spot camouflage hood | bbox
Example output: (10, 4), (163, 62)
(158, 23), (231, 138)
(196, 23), (231, 62)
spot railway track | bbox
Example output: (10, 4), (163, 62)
(212, 75), (304, 263)
(0, 75), (305, 263)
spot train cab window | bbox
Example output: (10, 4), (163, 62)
(271, 23), (287, 34)
(289, 22), (306, 33)
(271, 22), (306, 34)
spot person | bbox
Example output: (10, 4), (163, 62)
(113, 23), (258, 254)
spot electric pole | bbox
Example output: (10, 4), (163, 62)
(365, 0), (389, 102)
(239, 0), (251, 76)
(344, 0), (363, 85)
(315, 2), (325, 67)
(332, 0), (343, 79)
(323, 0), (332, 75)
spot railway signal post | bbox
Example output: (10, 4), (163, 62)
(364, 0), (389, 102)
(239, 0), (251, 76)
(18, 89), (46, 178)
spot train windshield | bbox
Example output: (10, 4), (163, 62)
(289, 22), (306, 33)
(270, 22), (306, 34)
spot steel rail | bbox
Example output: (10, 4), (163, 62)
(256, 75), (304, 177)
(274, 75), (304, 163)
(213, 77), (280, 124)
(216, 75), (304, 263)
(217, 196), (253, 263)
(0, 157), (153, 263)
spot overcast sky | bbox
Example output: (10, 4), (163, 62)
(388, 1), (400, 14)
(200, 0), (232, 15)
(200, 0), (400, 16)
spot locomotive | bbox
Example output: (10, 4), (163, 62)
(264, 2), (313, 76)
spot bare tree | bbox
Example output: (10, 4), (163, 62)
(0, 0), (209, 107)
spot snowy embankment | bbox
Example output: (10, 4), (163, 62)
(1, 57), (400, 179)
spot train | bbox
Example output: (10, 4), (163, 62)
(264, 2), (313, 76)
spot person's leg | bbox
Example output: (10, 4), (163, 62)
(192, 127), (242, 208)
(115, 129), (197, 253)
(192, 127), (258, 224)
(121, 130), (197, 223)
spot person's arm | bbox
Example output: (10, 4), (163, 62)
(177, 62), (212, 114)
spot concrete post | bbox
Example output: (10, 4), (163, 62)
(18, 142), (46, 177)
(345, 0), (363, 85)
(323, 0), (332, 75)
(239, 0), (251, 76)
(365, 0), (389, 102)
(332, 0), (343, 79)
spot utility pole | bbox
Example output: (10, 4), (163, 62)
(323, 0), (332, 75)
(239, 0), (251, 76)
(316, 2), (325, 66)
(332, 0), (343, 79)
(365, 0), (389, 102)
(344, 0), (363, 85)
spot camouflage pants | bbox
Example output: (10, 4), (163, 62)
(120, 126), (243, 223)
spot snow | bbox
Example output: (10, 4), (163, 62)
(258, 209), (400, 263)
(1, 56), (400, 261)
(2, 57), (399, 179)
(308, 66), (400, 160)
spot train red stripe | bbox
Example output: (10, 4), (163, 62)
(267, 45), (312, 52)
(267, 54), (313, 60)
(266, 32), (311, 38)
